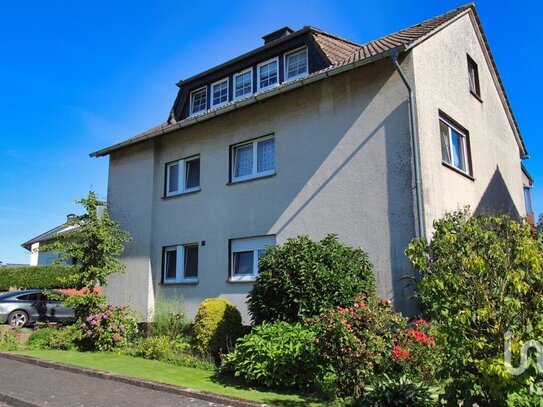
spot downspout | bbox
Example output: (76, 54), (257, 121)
(390, 49), (426, 238)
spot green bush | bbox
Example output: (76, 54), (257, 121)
(193, 298), (243, 358)
(27, 326), (81, 350)
(222, 321), (324, 390)
(133, 335), (172, 360)
(0, 265), (79, 291)
(308, 296), (441, 398)
(247, 234), (375, 324)
(406, 210), (543, 405)
(358, 375), (439, 407)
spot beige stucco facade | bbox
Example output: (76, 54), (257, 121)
(103, 14), (527, 323)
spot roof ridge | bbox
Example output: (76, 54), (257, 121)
(308, 27), (362, 47)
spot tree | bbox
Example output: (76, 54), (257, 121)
(405, 209), (543, 405)
(41, 191), (131, 319)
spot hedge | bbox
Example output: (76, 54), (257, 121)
(0, 265), (80, 291)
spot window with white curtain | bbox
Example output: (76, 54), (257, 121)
(232, 135), (275, 182)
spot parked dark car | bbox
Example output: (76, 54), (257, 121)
(0, 289), (75, 327)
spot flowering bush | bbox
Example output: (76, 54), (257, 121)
(79, 303), (138, 351)
(307, 295), (441, 398)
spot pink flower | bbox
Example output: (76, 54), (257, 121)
(314, 338), (320, 344)
(90, 320), (98, 326)
(414, 319), (429, 327)
(113, 334), (122, 342)
(353, 303), (360, 308)
(79, 323), (86, 329)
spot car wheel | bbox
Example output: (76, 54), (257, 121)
(8, 310), (28, 328)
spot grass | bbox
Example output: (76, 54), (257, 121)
(14, 349), (325, 406)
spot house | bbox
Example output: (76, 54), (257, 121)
(522, 165), (535, 224)
(90, 4), (531, 323)
(21, 215), (79, 266)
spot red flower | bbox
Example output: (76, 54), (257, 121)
(391, 345), (411, 360)
(414, 319), (429, 327)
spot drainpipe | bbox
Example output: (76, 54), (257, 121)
(390, 49), (426, 238)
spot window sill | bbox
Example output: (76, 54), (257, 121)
(161, 280), (199, 286)
(227, 278), (256, 284)
(470, 90), (483, 103)
(441, 162), (475, 181)
(227, 172), (276, 186)
(162, 188), (201, 200)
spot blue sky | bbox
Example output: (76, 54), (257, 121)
(0, 1), (541, 264)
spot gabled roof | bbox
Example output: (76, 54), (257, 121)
(21, 223), (80, 251)
(90, 3), (526, 158)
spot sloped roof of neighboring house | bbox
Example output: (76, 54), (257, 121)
(21, 218), (80, 251)
(90, 3), (527, 158)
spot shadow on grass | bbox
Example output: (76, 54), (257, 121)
(211, 371), (326, 406)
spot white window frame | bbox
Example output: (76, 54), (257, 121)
(284, 46), (308, 82)
(439, 116), (471, 176)
(165, 156), (200, 197)
(257, 57), (279, 92)
(233, 67), (253, 100)
(230, 236), (275, 282)
(210, 77), (229, 108)
(163, 244), (199, 284)
(190, 86), (207, 116)
(231, 135), (275, 182)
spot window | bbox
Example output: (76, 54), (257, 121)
(285, 47), (308, 81)
(233, 68), (253, 100)
(232, 135), (275, 182)
(439, 116), (471, 175)
(190, 87), (207, 115)
(524, 186), (533, 215)
(166, 156), (200, 196)
(163, 244), (199, 283)
(211, 78), (229, 108)
(230, 236), (275, 281)
(257, 58), (279, 91)
(467, 55), (480, 98)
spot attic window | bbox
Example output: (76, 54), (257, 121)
(467, 55), (481, 99)
(234, 68), (253, 100)
(190, 87), (207, 115)
(285, 47), (308, 81)
(257, 58), (279, 91)
(211, 78), (229, 108)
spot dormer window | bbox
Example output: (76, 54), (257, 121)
(190, 87), (207, 116)
(233, 68), (253, 100)
(211, 78), (229, 108)
(257, 58), (279, 91)
(285, 47), (308, 81)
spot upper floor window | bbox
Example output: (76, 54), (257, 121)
(524, 186), (533, 215)
(233, 68), (253, 100)
(285, 47), (308, 81)
(257, 58), (279, 91)
(164, 244), (199, 284)
(467, 55), (481, 98)
(190, 87), (207, 116)
(230, 235), (275, 282)
(211, 78), (229, 108)
(231, 135), (275, 182)
(439, 115), (471, 176)
(166, 156), (200, 196)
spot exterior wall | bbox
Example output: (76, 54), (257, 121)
(107, 57), (418, 323)
(105, 143), (156, 320)
(29, 242), (72, 266)
(412, 13), (525, 235)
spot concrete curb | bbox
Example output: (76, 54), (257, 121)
(0, 352), (266, 407)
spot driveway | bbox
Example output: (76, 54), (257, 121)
(0, 358), (228, 407)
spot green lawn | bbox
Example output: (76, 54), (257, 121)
(14, 350), (324, 406)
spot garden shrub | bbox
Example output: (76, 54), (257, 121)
(27, 327), (56, 349)
(247, 234), (375, 324)
(222, 321), (325, 390)
(358, 375), (439, 407)
(133, 335), (172, 360)
(78, 303), (138, 351)
(149, 298), (190, 340)
(405, 210), (543, 405)
(0, 265), (79, 291)
(308, 295), (441, 398)
(193, 298), (242, 358)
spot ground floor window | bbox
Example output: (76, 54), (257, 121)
(163, 244), (199, 284)
(230, 235), (275, 282)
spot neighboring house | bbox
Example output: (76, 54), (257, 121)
(91, 4), (532, 323)
(21, 215), (79, 266)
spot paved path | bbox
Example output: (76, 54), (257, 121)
(0, 358), (228, 407)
